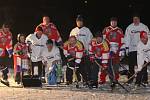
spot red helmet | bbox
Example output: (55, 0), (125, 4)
(140, 31), (147, 39)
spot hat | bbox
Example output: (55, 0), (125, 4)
(76, 15), (84, 21)
(95, 31), (103, 38)
(132, 13), (140, 18)
(140, 31), (147, 39)
(17, 34), (25, 42)
(35, 26), (43, 32)
(46, 39), (53, 45)
(110, 17), (118, 21)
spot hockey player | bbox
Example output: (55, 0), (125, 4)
(70, 15), (93, 54)
(135, 31), (150, 87)
(36, 16), (63, 46)
(124, 14), (150, 84)
(41, 39), (61, 85)
(102, 17), (125, 87)
(13, 34), (29, 84)
(63, 36), (84, 85)
(25, 26), (48, 77)
(0, 23), (13, 85)
(70, 15), (93, 85)
(89, 32), (109, 88)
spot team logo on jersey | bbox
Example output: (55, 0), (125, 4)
(78, 34), (86, 36)
(109, 31), (117, 40)
(131, 30), (141, 34)
(68, 50), (76, 56)
(95, 47), (101, 52)
(47, 56), (54, 59)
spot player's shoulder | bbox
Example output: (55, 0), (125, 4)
(117, 27), (123, 33)
(126, 23), (134, 29)
(82, 26), (90, 30)
(42, 34), (48, 38)
(103, 26), (111, 33)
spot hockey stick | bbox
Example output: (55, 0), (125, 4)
(0, 79), (9, 87)
(95, 60), (129, 92)
(124, 61), (150, 84)
(119, 63), (131, 75)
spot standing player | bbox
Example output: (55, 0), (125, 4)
(26, 26), (48, 77)
(70, 15), (93, 85)
(37, 16), (64, 79)
(37, 16), (63, 46)
(0, 24), (13, 86)
(13, 34), (29, 84)
(102, 17), (125, 87)
(124, 15), (150, 84)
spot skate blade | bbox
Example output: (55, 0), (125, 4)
(0, 80), (10, 87)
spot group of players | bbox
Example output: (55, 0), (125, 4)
(0, 14), (150, 89)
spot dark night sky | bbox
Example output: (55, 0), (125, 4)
(0, 0), (149, 42)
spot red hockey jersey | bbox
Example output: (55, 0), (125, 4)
(37, 23), (62, 44)
(63, 41), (84, 63)
(103, 26), (124, 63)
(0, 29), (13, 57)
(89, 38), (110, 67)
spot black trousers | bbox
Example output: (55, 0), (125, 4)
(89, 59), (99, 82)
(79, 56), (91, 83)
(66, 67), (81, 83)
(128, 51), (137, 83)
(0, 67), (9, 80)
(135, 63), (148, 85)
(31, 61), (43, 77)
(66, 60), (81, 83)
(0, 57), (9, 80)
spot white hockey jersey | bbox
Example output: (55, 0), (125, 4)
(125, 23), (150, 52)
(25, 33), (48, 62)
(70, 27), (93, 52)
(41, 46), (61, 68)
(137, 40), (150, 71)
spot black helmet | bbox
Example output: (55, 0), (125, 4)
(17, 34), (25, 42)
(76, 15), (84, 21)
(110, 17), (118, 21)
(95, 31), (103, 38)
(46, 39), (53, 45)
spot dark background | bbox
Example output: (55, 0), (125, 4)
(0, 0), (149, 42)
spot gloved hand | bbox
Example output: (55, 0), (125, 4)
(75, 62), (80, 69)
(119, 50), (125, 57)
(109, 51), (114, 57)
(101, 63), (108, 70)
(125, 47), (129, 56)
(18, 50), (24, 55)
(66, 55), (74, 62)
(9, 54), (12, 58)
(89, 55), (95, 62)
(135, 66), (142, 73)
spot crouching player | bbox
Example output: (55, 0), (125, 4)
(135, 31), (150, 88)
(89, 32), (109, 88)
(63, 36), (84, 85)
(41, 39), (62, 85)
(13, 34), (29, 84)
